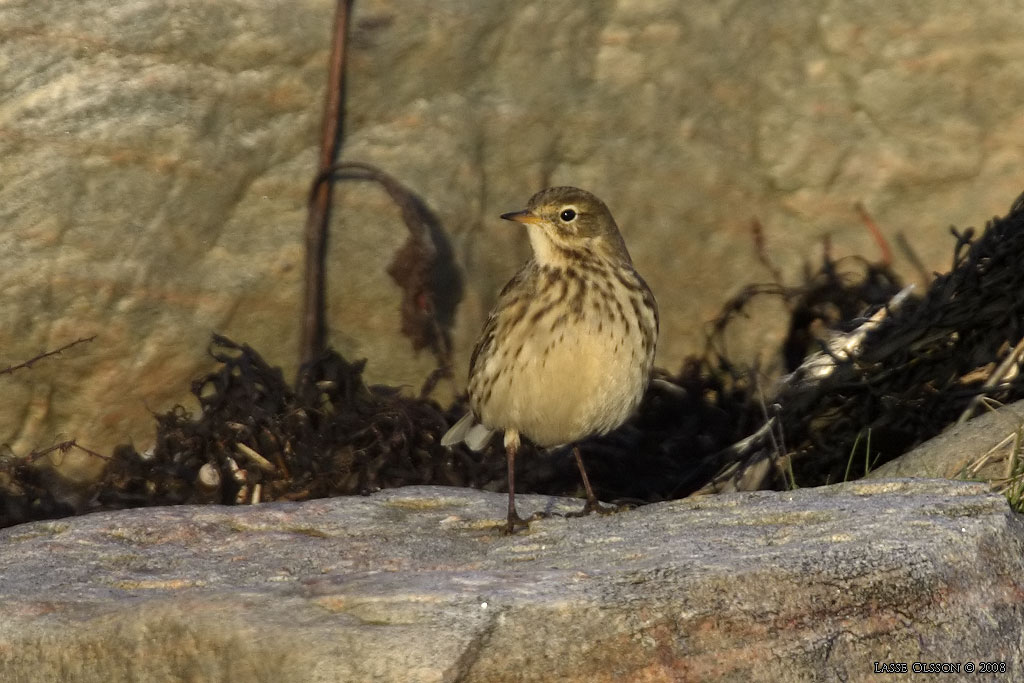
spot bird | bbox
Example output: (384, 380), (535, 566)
(441, 186), (658, 533)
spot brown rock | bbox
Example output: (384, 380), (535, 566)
(3, 0), (1024, 464)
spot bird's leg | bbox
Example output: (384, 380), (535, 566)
(504, 430), (529, 534)
(571, 445), (615, 516)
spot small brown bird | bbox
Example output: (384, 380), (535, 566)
(442, 187), (658, 532)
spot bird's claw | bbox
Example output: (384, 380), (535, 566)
(503, 511), (531, 535)
(567, 498), (618, 518)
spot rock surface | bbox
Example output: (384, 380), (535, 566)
(4, 0), (1024, 464)
(1, 480), (1021, 682)
(868, 399), (1024, 481)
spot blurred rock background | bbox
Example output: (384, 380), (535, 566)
(2, 0), (1023, 480)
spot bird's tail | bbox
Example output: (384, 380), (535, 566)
(441, 412), (494, 451)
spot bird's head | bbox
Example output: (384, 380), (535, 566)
(501, 186), (632, 267)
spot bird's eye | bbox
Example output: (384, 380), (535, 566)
(559, 208), (577, 222)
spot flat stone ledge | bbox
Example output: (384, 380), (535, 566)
(1, 480), (1022, 682)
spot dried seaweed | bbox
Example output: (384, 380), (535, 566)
(708, 192), (1024, 490)
(0, 447), (78, 527)
(6, 194), (1024, 528)
(97, 334), (487, 509)
(321, 161), (463, 391)
(91, 332), (746, 511)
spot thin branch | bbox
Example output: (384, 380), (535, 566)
(299, 0), (354, 373)
(0, 336), (96, 376)
(957, 336), (1024, 424)
(317, 161), (458, 392)
(26, 438), (110, 463)
(894, 232), (932, 285)
(855, 201), (892, 267)
(750, 217), (785, 287)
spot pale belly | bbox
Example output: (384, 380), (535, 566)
(477, 312), (649, 447)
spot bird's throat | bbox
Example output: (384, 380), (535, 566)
(526, 224), (589, 268)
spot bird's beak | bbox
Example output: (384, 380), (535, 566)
(500, 209), (542, 225)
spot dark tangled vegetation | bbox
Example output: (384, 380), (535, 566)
(5, 193), (1024, 527)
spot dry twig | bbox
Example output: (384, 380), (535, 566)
(0, 336), (96, 376)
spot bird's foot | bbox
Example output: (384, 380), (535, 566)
(567, 498), (618, 518)
(503, 510), (531, 535)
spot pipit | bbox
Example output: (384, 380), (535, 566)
(442, 186), (658, 533)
